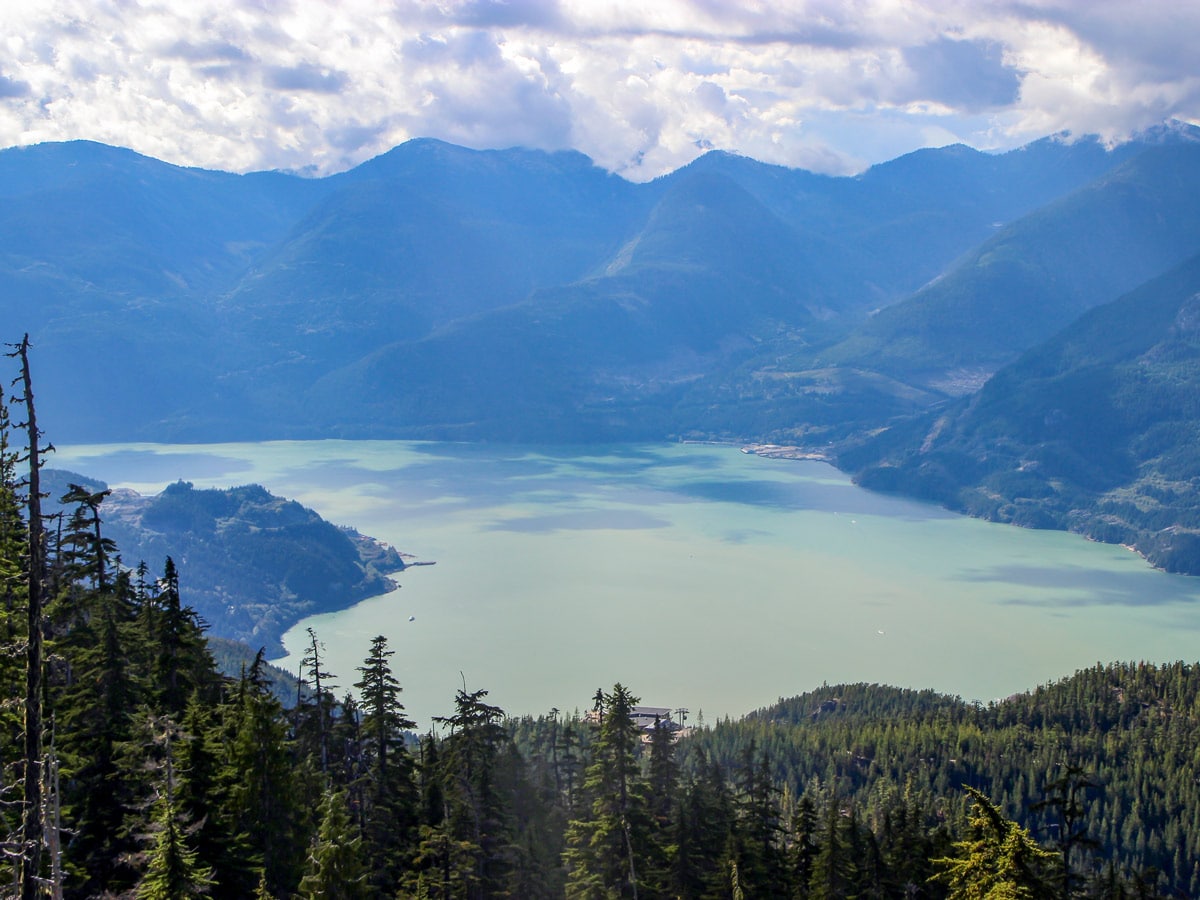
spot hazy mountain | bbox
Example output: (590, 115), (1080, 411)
(0, 126), (1193, 445)
(815, 142), (1200, 390)
(848, 250), (1200, 573)
(214, 139), (650, 374)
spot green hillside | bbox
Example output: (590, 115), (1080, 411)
(849, 250), (1200, 573)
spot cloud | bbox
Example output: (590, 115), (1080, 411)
(903, 37), (1020, 112)
(0, 1), (1196, 179)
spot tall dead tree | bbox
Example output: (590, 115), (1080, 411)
(9, 334), (48, 899)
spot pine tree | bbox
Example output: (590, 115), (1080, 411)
(297, 788), (368, 900)
(221, 650), (306, 897)
(433, 685), (512, 899)
(135, 736), (216, 900)
(563, 683), (654, 899)
(152, 557), (215, 716)
(353, 634), (418, 893)
(932, 786), (1059, 899)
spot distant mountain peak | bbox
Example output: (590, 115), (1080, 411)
(1127, 118), (1200, 145)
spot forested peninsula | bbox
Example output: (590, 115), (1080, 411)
(40, 469), (408, 656)
(3, 338), (1198, 900)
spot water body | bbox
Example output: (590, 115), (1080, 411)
(56, 440), (1200, 727)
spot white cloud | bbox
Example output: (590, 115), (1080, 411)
(0, 1), (1196, 178)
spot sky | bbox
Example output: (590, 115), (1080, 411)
(1, 0), (1198, 180)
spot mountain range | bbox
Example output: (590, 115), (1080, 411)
(7, 122), (1200, 569)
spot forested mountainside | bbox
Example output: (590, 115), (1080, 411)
(4, 445), (1199, 896)
(2, 126), (1188, 446)
(846, 249), (1200, 574)
(40, 469), (406, 654)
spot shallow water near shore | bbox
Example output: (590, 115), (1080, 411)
(56, 440), (1200, 727)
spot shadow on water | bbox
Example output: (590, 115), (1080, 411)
(720, 528), (772, 544)
(269, 454), (695, 513)
(958, 562), (1200, 609)
(675, 478), (955, 521)
(482, 509), (671, 533)
(403, 441), (696, 471)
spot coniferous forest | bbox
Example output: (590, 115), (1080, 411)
(3, 338), (1200, 898)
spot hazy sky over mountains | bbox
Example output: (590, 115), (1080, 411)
(2, 1), (1197, 178)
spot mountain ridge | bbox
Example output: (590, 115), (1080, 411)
(9, 125), (1200, 570)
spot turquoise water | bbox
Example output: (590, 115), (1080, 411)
(55, 440), (1200, 727)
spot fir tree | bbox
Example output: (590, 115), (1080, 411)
(563, 683), (655, 899)
(221, 650), (306, 897)
(297, 788), (368, 900)
(790, 793), (819, 898)
(135, 740), (216, 900)
(932, 786), (1059, 900)
(152, 557), (214, 716)
(353, 634), (418, 893)
(296, 627), (337, 778)
(808, 798), (856, 900)
(433, 685), (512, 899)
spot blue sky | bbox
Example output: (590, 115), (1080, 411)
(2, 1), (1197, 178)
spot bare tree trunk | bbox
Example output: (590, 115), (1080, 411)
(11, 334), (45, 900)
(44, 720), (62, 900)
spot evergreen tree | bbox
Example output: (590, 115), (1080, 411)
(932, 786), (1059, 900)
(353, 634), (418, 893)
(57, 483), (114, 593)
(808, 798), (856, 900)
(297, 788), (368, 900)
(732, 740), (787, 896)
(296, 627), (337, 778)
(9, 334), (47, 900)
(152, 557), (215, 716)
(55, 573), (143, 895)
(135, 739), (216, 900)
(175, 693), (257, 895)
(790, 793), (819, 899)
(433, 685), (513, 899)
(220, 650), (306, 897)
(669, 752), (735, 899)
(563, 684), (655, 899)
(1035, 765), (1102, 899)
